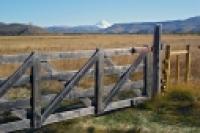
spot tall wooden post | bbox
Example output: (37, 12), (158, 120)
(95, 49), (104, 115)
(165, 45), (171, 89)
(30, 52), (41, 129)
(152, 24), (162, 97)
(185, 45), (191, 82)
(143, 51), (153, 97)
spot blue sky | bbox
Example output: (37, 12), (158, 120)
(0, 0), (200, 26)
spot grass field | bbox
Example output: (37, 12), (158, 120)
(0, 34), (200, 77)
(0, 34), (200, 53)
(1, 34), (200, 133)
(16, 83), (200, 133)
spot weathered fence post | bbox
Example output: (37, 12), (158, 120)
(164, 45), (171, 89)
(95, 49), (104, 115)
(176, 55), (180, 82)
(30, 52), (41, 129)
(152, 24), (162, 97)
(185, 45), (191, 82)
(143, 47), (153, 97)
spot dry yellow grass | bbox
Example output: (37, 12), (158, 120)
(0, 34), (200, 75)
(0, 34), (200, 93)
(0, 34), (199, 54)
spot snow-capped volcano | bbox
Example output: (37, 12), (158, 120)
(47, 20), (112, 33)
(96, 20), (112, 29)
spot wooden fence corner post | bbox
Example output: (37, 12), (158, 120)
(30, 52), (42, 129)
(185, 45), (191, 82)
(152, 24), (162, 97)
(95, 49), (104, 115)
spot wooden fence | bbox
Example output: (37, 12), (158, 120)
(162, 45), (191, 90)
(0, 25), (162, 132)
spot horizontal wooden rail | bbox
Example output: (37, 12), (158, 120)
(0, 64), (143, 87)
(170, 50), (188, 55)
(0, 96), (149, 132)
(0, 47), (150, 64)
(0, 80), (143, 111)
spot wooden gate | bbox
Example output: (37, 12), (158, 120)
(0, 25), (162, 132)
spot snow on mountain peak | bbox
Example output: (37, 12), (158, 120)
(96, 20), (112, 29)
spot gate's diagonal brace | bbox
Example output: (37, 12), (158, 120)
(42, 50), (99, 122)
(0, 53), (34, 98)
(104, 52), (147, 107)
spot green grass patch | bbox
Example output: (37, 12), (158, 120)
(14, 83), (200, 133)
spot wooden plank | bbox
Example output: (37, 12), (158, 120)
(0, 98), (30, 111)
(165, 45), (171, 89)
(104, 48), (133, 56)
(143, 52), (153, 97)
(0, 119), (30, 132)
(0, 53), (34, 98)
(30, 54), (42, 128)
(0, 47), (149, 64)
(11, 109), (27, 119)
(176, 55), (180, 82)
(0, 96), (148, 132)
(185, 45), (191, 82)
(0, 64), (143, 87)
(131, 96), (150, 106)
(0, 80), (143, 111)
(170, 50), (188, 55)
(0, 47), (150, 64)
(42, 50), (98, 122)
(44, 106), (94, 125)
(0, 53), (30, 64)
(44, 97), (149, 125)
(104, 52), (146, 106)
(104, 97), (149, 111)
(152, 24), (162, 97)
(95, 49), (104, 114)
(132, 47), (151, 53)
(0, 75), (30, 87)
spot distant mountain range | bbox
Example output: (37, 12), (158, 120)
(0, 23), (47, 35)
(104, 16), (200, 34)
(0, 16), (200, 35)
